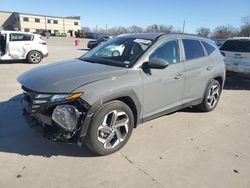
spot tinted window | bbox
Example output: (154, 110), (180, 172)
(53, 20), (58, 24)
(35, 18), (40, 23)
(220, 40), (250, 53)
(183, 39), (205, 60)
(47, 19), (51, 24)
(150, 40), (180, 64)
(202, 41), (216, 55)
(10, 33), (34, 41)
(23, 17), (29, 22)
(74, 22), (79, 26)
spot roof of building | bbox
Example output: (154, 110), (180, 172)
(0, 10), (80, 20)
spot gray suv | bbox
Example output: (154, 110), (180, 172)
(18, 33), (225, 155)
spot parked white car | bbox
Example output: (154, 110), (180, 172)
(0, 31), (48, 64)
(220, 37), (250, 74)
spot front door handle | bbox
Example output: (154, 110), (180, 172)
(174, 74), (183, 80)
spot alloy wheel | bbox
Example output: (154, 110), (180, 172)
(97, 110), (129, 149)
(30, 52), (41, 63)
(206, 84), (220, 108)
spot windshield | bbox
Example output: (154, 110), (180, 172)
(80, 37), (153, 67)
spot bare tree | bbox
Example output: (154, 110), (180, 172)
(240, 16), (250, 37)
(81, 26), (91, 33)
(128, 25), (144, 33)
(212, 25), (238, 38)
(146, 24), (173, 33)
(108, 26), (129, 36)
(196, 27), (211, 37)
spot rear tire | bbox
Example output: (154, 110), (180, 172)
(27, 51), (42, 64)
(85, 100), (134, 156)
(198, 79), (221, 112)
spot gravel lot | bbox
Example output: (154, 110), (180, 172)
(0, 37), (250, 188)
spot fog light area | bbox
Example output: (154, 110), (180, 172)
(52, 105), (81, 132)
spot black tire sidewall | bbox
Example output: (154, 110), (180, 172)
(86, 101), (134, 156)
(202, 79), (221, 112)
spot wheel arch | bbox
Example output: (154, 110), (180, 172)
(78, 91), (142, 143)
(26, 50), (43, 59)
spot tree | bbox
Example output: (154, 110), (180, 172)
(239, 16), (250, 37)
(81, 26), (91, 33)
(196, 27), (211, 37)
(128, 25), (144, 33)
(212, 25), (238, 38)
(146, 24), (173, 33)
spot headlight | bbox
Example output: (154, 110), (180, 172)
(33, 92), (83, 104)
(52, 105), (81, 132)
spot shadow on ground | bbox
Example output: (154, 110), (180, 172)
(0, 60), (29, 64)
(224, 74), (250, 90)
(0, 95), (95, 158)
(77, 48), (90, 51)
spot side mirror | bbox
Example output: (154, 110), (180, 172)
(147, 58), (169, 69)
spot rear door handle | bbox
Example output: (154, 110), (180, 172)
(206, 66), (213, 71)
(174, 74), (183, 80)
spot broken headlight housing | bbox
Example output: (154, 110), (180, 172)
(52, 105), (82, 132)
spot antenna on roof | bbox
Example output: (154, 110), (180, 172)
(182, 21), (186, 33)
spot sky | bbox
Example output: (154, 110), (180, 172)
(1, 0), (250, 33)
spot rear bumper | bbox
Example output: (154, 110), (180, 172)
(43, 53), (48, 58)
(225, 61), (250, 74)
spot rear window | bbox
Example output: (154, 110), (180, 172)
(220, 40), (250, 53)
(10, 33), (34, 41)
(202, 41), (216, 55)
(183, 39), (205, 60)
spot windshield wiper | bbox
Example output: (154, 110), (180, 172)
(79, 58), (96, 64)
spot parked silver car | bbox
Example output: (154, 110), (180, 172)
(18, 33), (225, 155)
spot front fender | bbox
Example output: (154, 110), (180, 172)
(75, 70), (143, 142)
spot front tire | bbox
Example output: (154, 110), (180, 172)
(27, 51), (42, 64)
(86, 101), (134, 156)
(198, 79), (221, 112)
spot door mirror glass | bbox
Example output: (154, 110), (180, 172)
(148, 58), (169, 69)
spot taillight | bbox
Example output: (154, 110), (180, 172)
(39, 42), (46, 45)
(220, 52), (225, 57)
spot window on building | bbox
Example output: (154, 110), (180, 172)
(47, 19), (51, 24)
(53, 20), (58, 24)
(24, 28), (30, 32)
(35, 18), (40, 23)
(74, 22), (79, 26)
(35, 29), (43, 34)
(183, 39), (205, 60)
(23, 17), (29, 22)
(10, 33), (34, 41)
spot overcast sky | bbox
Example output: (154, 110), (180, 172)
(1, 0), (250, 33)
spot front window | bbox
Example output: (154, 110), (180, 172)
(80, 37), (153, 67)
(149, 40), (180, 64)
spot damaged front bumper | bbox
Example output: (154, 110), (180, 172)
(21, 87), (91, 144)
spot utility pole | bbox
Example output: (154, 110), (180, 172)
(182, 21), (186, 33)
(96, 25), (98, 39)
(106, 24), (108, 34)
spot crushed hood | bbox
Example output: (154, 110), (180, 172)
(18, 59), (128, 93)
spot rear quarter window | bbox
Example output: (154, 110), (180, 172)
(183, 39), (205, 60)
(201, 41), (216, 55)
(220, 40), (250, 53)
